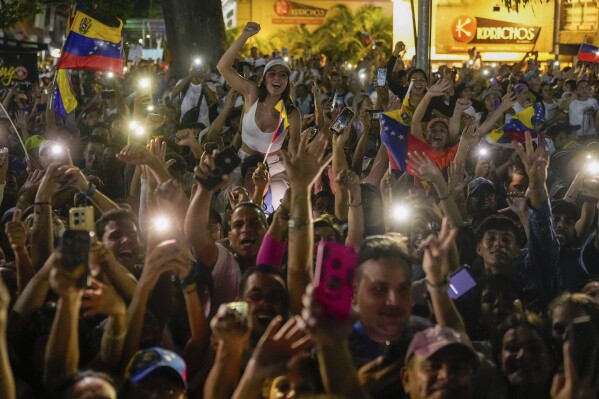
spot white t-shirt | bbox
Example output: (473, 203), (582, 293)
(542, 100), (559, 121)
(178, 80), (216, 127)
(569, 98), (599, 136)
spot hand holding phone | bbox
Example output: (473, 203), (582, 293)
(329, 107), (355, 135)
(314, 241), (357, 322)
(195, 147), (241, 190)
(61, 230), (91, 289)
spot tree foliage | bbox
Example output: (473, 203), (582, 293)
(227, 4), (393, 62)
(0, 0), (43, 29)
(501, 0), (551, 12)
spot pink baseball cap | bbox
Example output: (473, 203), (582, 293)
(426, 118), (449, 130)
(405, 326), (477, 364)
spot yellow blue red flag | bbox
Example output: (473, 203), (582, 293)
(53, 69), (78, 118)
(56, 11), (124, 76)
(273, 100), (289, 141)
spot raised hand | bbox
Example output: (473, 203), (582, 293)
(420, 218), (458, 285)
(281, 130), (331, 189)
(426, 79), (451, 97)
(407, 152), (443, 184)
(251, 162), (270, 192)
(335, 169), (361, 196)
(454, 98), (472, 114)
(385, 94), (402, 112)
(251, 316), (311, 368)
(210, 304), (250, 347)
(242, 22), (261, 38)
(116, 143), (155, 166)
(5, 208), (27, 251)
(193, 150), (230, 192)
(81, 279), (126, 318)
(512, 132), (547, 189)
(227, 186), (251, 209)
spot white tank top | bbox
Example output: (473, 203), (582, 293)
(242, 101), (286, 154)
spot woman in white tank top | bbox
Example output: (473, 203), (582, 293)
(217, 22), (300, 162)
(217, 22), (301, 207)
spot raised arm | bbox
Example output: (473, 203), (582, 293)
(185, 152), (222, 267)
(336, 169), (364, 248)
(60, 165), (120, 214)
(476, 90), (516, 137)
(216, 22), (261, 99)
(420, 218), (466, 336)
(5, 209), (34, 293)
(44, 258), (83, 384)
(411, 80), (451, 141)
(280, 130), (331, 315)
(331, 120), (351, 221)
(0, 277), (15, 399)
(32, 164), (62, 270)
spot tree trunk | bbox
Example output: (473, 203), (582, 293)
(162, 0), (226, 78)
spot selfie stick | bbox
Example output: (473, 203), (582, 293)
(0, 102), (28, 155)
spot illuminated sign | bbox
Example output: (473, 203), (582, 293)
(273, 0), (327, 24)
(451, 16), (541, 44)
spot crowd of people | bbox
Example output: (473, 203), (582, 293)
(1, 20), (599, 399)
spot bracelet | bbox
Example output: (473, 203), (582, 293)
(104, 329), (127, 340)
(425, 278), (449, 292)
(347, 200), (362, 207)
(438, 191), (453, 201)
(83, 182), (96, 197)
(288, 218), (311, 229)
(33, 201), (51, 206)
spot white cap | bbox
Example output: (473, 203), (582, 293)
(263, 59), (291, 77)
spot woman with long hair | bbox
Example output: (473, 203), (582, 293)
(217, 22), (301, 207)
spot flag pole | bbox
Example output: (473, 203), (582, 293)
(0, 102), (29, 155)
(263, 141), (274, 164)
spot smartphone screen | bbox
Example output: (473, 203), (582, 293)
(329, 107), (354, 135)
(314, 241), (357, 321)
(447, 267), (477, 299)
(376, 68), (387, 87)
(367, 110), (382, 120)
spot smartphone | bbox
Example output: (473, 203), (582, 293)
(226, 301), (249, 319)
(196, 147), (241, 190)
(308, 125), (319, 143)
(69, 206), (95, 232)
(61, 230), (91, 289)
(329, 107), (355, 135)
(376, 68), (387, 87)
(568, 316), (598, 377)
(101, 90), (115, 99)
(367, 110), (382, 120)
(447, 267), (477, 299)
(314, 241), (357, 322)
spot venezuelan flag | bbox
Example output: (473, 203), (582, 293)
(485, 103), (544, 147)
(380, 109), (433, 173)
(272, 100), (289, 141)
(54, 69), (78, 118)
(57, 11), (124, 76)
(578, 43), (599, 64)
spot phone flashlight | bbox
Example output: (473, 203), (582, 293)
(482, 69), (490, 76)
(283, 56), (289, 63)
(51, 144), (64, 156)
(147, 104), (155, 112)
(123, 66), (128, 73)
(106, 71), (115, 79)
(359, 72), (366, 80)
(129, 120), (140, 130)
(138, 77), (151, 89)
(347, 63), (353, 70)
(491, 63), (497, 68)
(478, 147), (489, 157)
(152, 215), (172, 232)
(194, 57), (202, 66)
(468, 60), (474, 65)
(392, 203), (411, 223)
(586, 160), (599, 175)
(553, 61), (560, 67)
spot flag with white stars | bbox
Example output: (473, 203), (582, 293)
(380, 110), (435, 174)
(57, 11), (124, 76)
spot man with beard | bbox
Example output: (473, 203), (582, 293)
(81, 136), (106, 178)
(186, 150), (268, 311)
